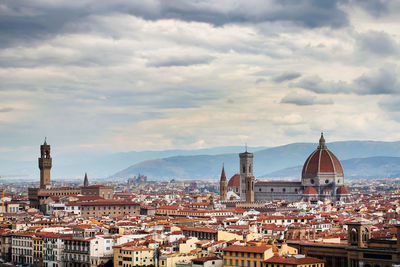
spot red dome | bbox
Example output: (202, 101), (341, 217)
(302, 134), (343, 177)
(228, 174), (240, 187)
(304, 186), (318, 195)
(336, 186), (351, 195)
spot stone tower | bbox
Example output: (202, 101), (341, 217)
(38, 138), (52, 189)
(347, 219), (371, 248)
(239, 149), (253, 201)
(84, 172), (89, 187)
(245, 176), (255, 203)
(220, 165), (227, 201)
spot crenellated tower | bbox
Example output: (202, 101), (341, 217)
(38, 138), (52, 189)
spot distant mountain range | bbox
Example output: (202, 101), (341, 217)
(110, 141), (400, 180)
(0, 146), (266, 181)
(4, 140), (400, 182)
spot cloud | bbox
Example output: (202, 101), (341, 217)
(280, 92), (333, 106)
(0, 0), (350, 48)
(272, 72), (301, 83)
(0, 107), (14, 113)
(351, 0), (391, 17)
(147, 55), (215, 67)
(379, 97), (400, 113)
(294, 65), (400, 95)
(293, 75), (351, 94)
(356, 30), (398, 56)
(355, 65), (400, 94)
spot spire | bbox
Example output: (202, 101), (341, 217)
(220, 164), (226, 181)
(44, 137), (47, 145)
(318, 132), (327, 149)
(84, 172), (89, 187)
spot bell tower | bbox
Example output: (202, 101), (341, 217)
(38, 138), (52, 189)
(239, 148), (253, 201)
(245, 176), (255, 203)
(347, 219), (371, 248)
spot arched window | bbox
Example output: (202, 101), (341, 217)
(362, 228), (369, 242)
(350, 228), (358, 243)
(243, 165), (246, 173)
(271, 188), (274, 192)
(249, 164), (252, 173)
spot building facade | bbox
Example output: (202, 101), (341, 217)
(221, 134), (352, 203)
(28, 140), (114, 213)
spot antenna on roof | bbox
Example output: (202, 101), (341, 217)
(245, 143), (247, 152)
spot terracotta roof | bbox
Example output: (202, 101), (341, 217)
(181, 227), (217, 233)
(336, 186), (351, 195)
(303, 186), (318, 195)
(302, 136), (343, 176)
(223, 245), (271, 253)
(264, 255), (325, 264)
(228, 174), (240, 187)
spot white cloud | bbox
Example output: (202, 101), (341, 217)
(1, 0), (400, 161)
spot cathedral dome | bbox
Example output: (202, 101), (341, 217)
(228, 174), (240, 187)
(301, 133), (344, 187)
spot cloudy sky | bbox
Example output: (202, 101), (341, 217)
(1, 0), (400, 160)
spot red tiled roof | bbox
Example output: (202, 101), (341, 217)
(228, 174), (240, 187)
(303, 186), (318, 195)
(265, 255), (325, 264)
(181, 227), (217, 233)
(223, 245), (271, 253)
(302, 146), (343, 176)
(336, 186), (351, 195)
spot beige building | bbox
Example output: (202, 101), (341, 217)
(33, 236), (43, 266)
(160, 252), (197, 267)
(79, 200), (140, 218)
(113, 245), (154, 267)
(222, 245), (274, 267)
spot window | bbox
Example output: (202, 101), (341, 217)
(325, 179), (329, 184)
(311, 179), (315, 184)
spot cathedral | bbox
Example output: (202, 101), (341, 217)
(220, 133), (352, 203)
